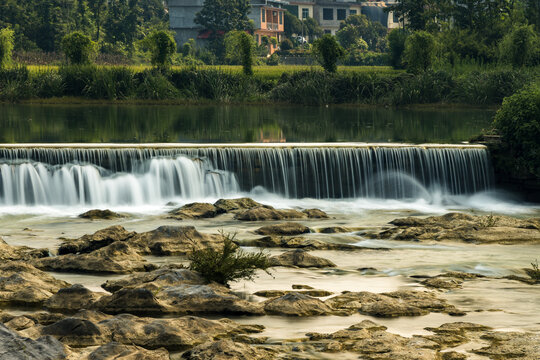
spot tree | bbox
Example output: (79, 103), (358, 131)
(313, 34), (345, 73)
(303, 17), (323, 41)
(142, 30), (177, 68)
(0, 27), (14, 69)
(61, 31), (96, 64)
(387, 29), (407, 69)
(498, 24), (537, 67)
(403, 31), (435, 73)
(224, 30), (255, 74)
(239, 32), (254, 75)
(386, 0), (451, 31)
(280, 38), (293, 51)
(283, 10), (302, 39)
(336, 14), (387, 51)
(88, 0), (106, 41)
(103, 0), (142, 53)
(195, 0), (252, 33)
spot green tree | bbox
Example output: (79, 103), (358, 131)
(387, 28), (407, 69)
(386, 0), (452, 31)
(72, 0), (94, 35)
(239, 32), (254, 75)
(195, 0), (252, 33)
(336, 14), (387, 51)
(313, 34), (345, 73)
(283, 10), (302, 39)
(103, 0), (142, 53)
(224, 30), (255, 74)
(498, 24), (537, 67)
(303, 17), (323, 41)
(142, 30), (177, 68)
(0, 27), (15, 69)
(403, 31), (436, 73)
(61, 31), (96, 64)
(88, 0), (106, 41)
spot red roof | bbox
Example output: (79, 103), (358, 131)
(197, 30), (225, 39)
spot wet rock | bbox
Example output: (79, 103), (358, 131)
(169, 203), (219, 219)
(255, 222), (311, 236)
(72, 342), (170, 360)
(58, 225), (135, 255)
(474, 331), (540, 360)
(0, 262), (69, 306)
(326, 290), (464, 317)
(182, 339), (277, 360)
(254, 289), (332, 298)
(0, 237), (49, 261)
(78, 209), (124, 220)
(441, 352), (467, 360)
(44, 284), (105, 313)
(269, 249), (336, 268)
(378, 213), (540, 244)
(37, 314), (264, 351)
(0, 323), (67, 360)
(317, 226), (350, 233)
(420, 277), (463, 289)
(504, 274), (539, 285)
(129, 226), (226, 256)
(101, 266), (204, 293)
(0, 311), (65, 329)
(241, 235), (360, 250)
(214, 198), (262, 213)
(264, 292), (335, 316)
(302, 209), (329, 219)
(235, 206), (307, 221)
(439, 271), (484, 280)
(292, 284), (314, 289)
(33, 242), (155, 274)
(93, 284), (263, 316)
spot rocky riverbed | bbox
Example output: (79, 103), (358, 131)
(0, 198), (539, 359)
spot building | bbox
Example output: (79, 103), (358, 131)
(250, 0), (288, 54)
(169, 0), (204, 47)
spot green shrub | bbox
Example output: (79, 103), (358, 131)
(280, 38), (293, 51)
(31, 70), (64, 98)
(525, 260), (540, 281)
(498, 25), (538, 67)
(188, 233), (271, 286)
(0, 28), (15, 69)
(388, 70), (454, 105)
(387, 29), (407, 69)
(403, 31), (436, 74)
(267, 53), (279, 66)
(0, 66), (33, 101)
(493, 84), (540, 179)
(135, 69), (179, 100)
(61, 32), (97, 65)
(455, 69), (528, 104)
(141, 30), (177, 68)
(312, 34), (345, 73)
(239, 32), (254, 75)
(84, 67), (135, 100)
(59, 65), (96, 96)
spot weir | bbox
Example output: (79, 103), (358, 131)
(0, 143), (493, 205)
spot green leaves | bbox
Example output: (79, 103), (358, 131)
(313, 35), (345, 73)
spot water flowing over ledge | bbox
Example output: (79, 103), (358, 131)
(0, 143), (493, 206)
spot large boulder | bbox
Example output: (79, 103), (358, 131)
(44, 284), (105, 313)
(169, 203), (220, 220)
(269, 250), (336, 268)
(235, 206), (306, 221)
(72, 342), (170, 360)
(214, 198), (262, 213)
(0, 262), (69, 306)
(58, 225), (135, 255)
(0, 323), (67, 360)
(78, 209), (124, 220)
(473, 331), (540, 360)
(129, 226), (226, 256)
(264, 292), (335, 316)
(241, 236), (360, 250)
(255, 222), (311, 236)
(377, 213), (540, 244)
(302, 208), (329, 219)
(0, 237), (49, 261)
(33, 242), (155, 274)
(182, 339), (276, 360)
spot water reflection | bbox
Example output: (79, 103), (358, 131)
(0, 104), (494, 144)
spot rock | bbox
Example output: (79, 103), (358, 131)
(101, 266), (204, 293)
(439, 271), (484, 279)
(377, 213), (540, 244)
(72, 342), (170, 360)
(241, 235), (360, 250)
(420, 277), (463, 289)
(317, 226), (350, 233)
(33, 242), (155, 274)
(326, 290), (464, 317)
(58, 225), (135, 255)
(255, 222), (311, 236)
(129, 226), (226, 256)
(474, 331), (540, 360)
(269, 250), (336, 268)
(44, 284), (104, 312)
(292, 284), (314, 289)
(169, 203), (219, 219)
(424, 322), (491, 334)
(302, 209), (329, 219)
(37, 314), (264, 351)
(78, 209), (124, 220)
(235, 206), (306, 221)
(214, 198), (262, 213)
(504, 274), (539, 285)
(0, 311), (65, 330)
(93, 284), (264, 316)
(182, 339), (276, 360)
(0, 323), (67, 360)
(0, 262), (69, 306)
(0, 237), (49, 261)
(441, 352), (467, 360)
(264, 292), (335, 316)
(254, 289), (333, 298)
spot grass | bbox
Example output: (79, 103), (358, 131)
(525, 260), (540, 282)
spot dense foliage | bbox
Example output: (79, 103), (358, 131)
(141, 31), (177, 68)
(188, 234), (271, 286)
(313, 35), (345, 73)
(0, 27), (14, 68)
(61, 32), (96, 65)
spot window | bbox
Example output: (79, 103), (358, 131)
(262, 8), (265, 22)
(350, 9), (357, 16)
(279, 11), (283, 25)
(337, 9), (346, 20)
(302, 8), (309, 19)
(323, 8), (333, 21)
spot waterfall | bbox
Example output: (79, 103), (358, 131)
(0, 144), (493, 206)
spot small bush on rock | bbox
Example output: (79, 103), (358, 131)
(189, 233), (271, 286)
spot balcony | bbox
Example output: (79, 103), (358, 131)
(266, 23), (280, 30)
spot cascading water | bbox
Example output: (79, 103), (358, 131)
(0, 144), (493, 206)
